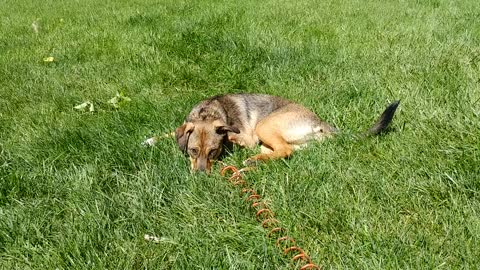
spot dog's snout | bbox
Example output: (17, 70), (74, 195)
(197, 159), (207, 171)
(196, 158), (212, 173)
(190, 156), (213, 173)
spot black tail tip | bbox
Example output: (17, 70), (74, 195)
(389, 100), (401, 111)
(368, 100), (400, 135)
(383, 100), (401, 119)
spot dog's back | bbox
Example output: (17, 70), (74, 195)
(187, 94), (292, 133)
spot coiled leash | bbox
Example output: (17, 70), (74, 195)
(220, 165), (321, 270)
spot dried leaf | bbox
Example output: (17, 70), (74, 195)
(74, 101), (94, 112)
(31, 20), (40, 34)
(108, 92), (131, 108)
(144, 234), (177, 244)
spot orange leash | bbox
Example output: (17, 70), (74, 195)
(220, 165), (321, 269)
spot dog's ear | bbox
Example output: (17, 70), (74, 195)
(175, 122), (195, 152)
(212, 120), (240, 134)
(215, 125), (240, 134)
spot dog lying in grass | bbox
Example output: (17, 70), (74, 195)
(169, 94), (399, 173)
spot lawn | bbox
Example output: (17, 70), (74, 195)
(1, 0), (479, 269)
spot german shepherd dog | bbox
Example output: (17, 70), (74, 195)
(174, 94), (399, 173)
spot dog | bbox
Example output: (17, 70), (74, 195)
(173, 94), (399, 173)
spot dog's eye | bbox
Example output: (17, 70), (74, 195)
(208, 148), (218, 159)
(188, 148), (199, 157)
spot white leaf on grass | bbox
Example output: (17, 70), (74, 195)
(74, 101), (94, 112)
(142, 137), (158, 147)
(31, 19), (40, 34)
(144, 234), (177, 244)
(141, 132), (175, 147)
(43, 56), (54, 62)
(108, 92), (131, 108)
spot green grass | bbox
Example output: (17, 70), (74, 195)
(1, 0), (479, 268)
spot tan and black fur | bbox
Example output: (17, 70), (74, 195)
(175, 94), (399, 173)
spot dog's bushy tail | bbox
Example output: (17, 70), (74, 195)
(365, 100), (400, 136)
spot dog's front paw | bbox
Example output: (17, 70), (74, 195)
(142, 137), (158, 147)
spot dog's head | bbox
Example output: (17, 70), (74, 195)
(175, 120), (240, 173)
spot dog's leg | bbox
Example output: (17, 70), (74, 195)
(243, 104), (334, 165)
(228, 132), (258, 148)
(245, 132), (293, 164)
(260, 145), (273, 154)
(244, 113), (294, 165)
